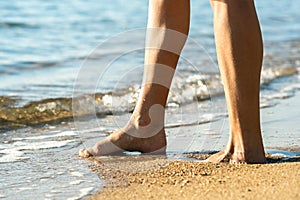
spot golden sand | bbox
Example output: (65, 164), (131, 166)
(87, 155), (300, 200)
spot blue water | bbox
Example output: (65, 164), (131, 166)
(0, 0), (300, 101)
(0, 1), (300, 199)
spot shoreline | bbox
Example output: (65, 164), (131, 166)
(87, 90), (300, 200)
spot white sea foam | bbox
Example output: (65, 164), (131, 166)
(70, 172), (84, 177)
(282, 84), (300, 93)
(261, 67), (298, 85)
(45, 194), (54, 198)
(56, 171), (65, 175)
(263, 83), (300, 101)
(79, 127), (109, 134)
(0, 149), (29, 163)
(69, 180), (84, 185)
(13, 140), (77, 151)
(67, 187), (95, 200)
(0, 136), (79, 163)
(12, 131), (78, 141)
(260, 100), (276, 108)
(271, 153), (287, 158)
(18, 187), (33, 192)
(266, 92), (293, 100)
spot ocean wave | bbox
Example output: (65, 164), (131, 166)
(0, 130), (80, 163)
(0, 66), (298, 129)
(261, 66), (298, 85)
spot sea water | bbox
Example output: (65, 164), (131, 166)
(0, 0), (300, 199)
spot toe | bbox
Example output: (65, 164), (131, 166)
(205, 150), (230, 163)
(79, 149), (91, 158)
(229, 159), (247, 164)
(78, 149), (85, 157)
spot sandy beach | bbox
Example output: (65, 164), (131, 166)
(86, 90), (300, 200)
(89, 160), (299, 200)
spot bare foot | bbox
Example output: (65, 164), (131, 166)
(206, 145), (266, 164)
(78, 122), (167, 158)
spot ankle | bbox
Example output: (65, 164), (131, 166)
(131, 107), (165, 129)
(227, 141), (265, 163)
(129, 113), (151, 128)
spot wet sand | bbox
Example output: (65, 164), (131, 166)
(87, 90), (300, 200)
(88, 158), (300, 200)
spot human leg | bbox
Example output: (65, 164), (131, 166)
(207, 0), (266, 163)
(79, 0), (190, 157)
